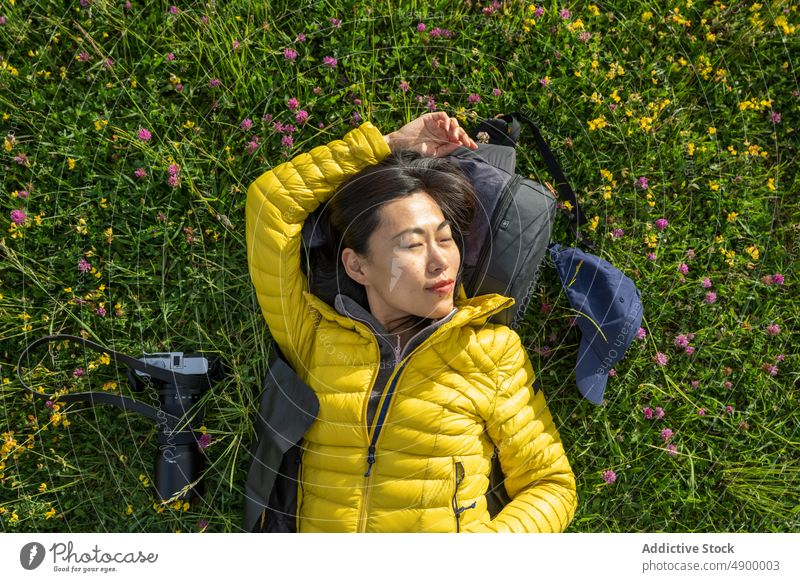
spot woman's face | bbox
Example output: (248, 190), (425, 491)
(342, 191), (461, 329)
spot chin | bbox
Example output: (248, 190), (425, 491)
(427, 299), (455, 319)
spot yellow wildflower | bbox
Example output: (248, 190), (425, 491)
(45, 508), (57, 519)
(767, 178), (776, 191)
(126, 505), (134, 516)
(687, 143), (695, 156)
(745, 245), (759, 260)
(602, 186), (613, 200)
(605, 62), (625, 80)
(38, 483), (47, 493)
(774, 15), (796, 35)
(727, 145), (737, 156)
(707, 126), (716, 136)
(567, 19), (584, 33)
(642, 11), (652, 21)
(589, 4), (601, 16)
(588, 115), (607, 131)
(726, 211), (738, 222)
(67, 158), (76, 170)
(600, 169), (614, 182)
(709, 181), (720, 192)
(183, 120), (195, 129)
(588, 216), (600, 231)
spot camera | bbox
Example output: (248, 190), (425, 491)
(18, 335), (226, 507)
(128, 351), (222, 501)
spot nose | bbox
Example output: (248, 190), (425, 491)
(427, 242), (449, 274)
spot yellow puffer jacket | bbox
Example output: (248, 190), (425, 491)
(246, 122), (577, 532)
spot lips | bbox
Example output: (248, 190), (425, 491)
(427, 279), (454, 293)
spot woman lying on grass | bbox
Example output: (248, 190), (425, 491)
(246, 111), (576, 532)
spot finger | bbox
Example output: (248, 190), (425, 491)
(449, 118), (460, 142)
(452, 126), (473, 148)
(461, 129), (478, 149)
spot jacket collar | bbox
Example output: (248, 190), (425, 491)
(332, 293), (457, 350)
(303, 288), (515, 339)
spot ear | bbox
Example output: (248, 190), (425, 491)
(341, 248), (369, 286)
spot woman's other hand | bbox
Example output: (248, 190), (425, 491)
(384, 112), (478, 157)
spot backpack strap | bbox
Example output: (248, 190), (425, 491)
(468, 114), (520, 147)
(510, 111), (595, 250)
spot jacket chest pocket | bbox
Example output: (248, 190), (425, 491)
(451, 459), (477, 533)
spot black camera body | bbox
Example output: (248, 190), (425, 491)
(128, 352), (221, 501)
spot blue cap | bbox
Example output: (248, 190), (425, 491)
(549, 243), (643, 404)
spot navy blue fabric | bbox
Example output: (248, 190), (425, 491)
(549, 243), (643, 404)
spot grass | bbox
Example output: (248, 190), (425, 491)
(1, 0), (798, 532)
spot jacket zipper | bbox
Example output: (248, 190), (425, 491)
(357, 325), (446, 532)
(357, 356), (410, 532)
(364, 320), (438, 469)
(467, 174), (522, 294)
(349, 309), (457, 532)
(452, 460), (477, 533)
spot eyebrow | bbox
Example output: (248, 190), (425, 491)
(392, 220), (451, 240)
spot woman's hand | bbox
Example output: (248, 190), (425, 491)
(384, 112), (478, 157)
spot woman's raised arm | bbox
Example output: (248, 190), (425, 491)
(245, 123), (391, 375)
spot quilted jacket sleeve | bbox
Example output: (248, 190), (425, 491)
(470, 330), (578, 532)
(245, 122), (391, 374)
